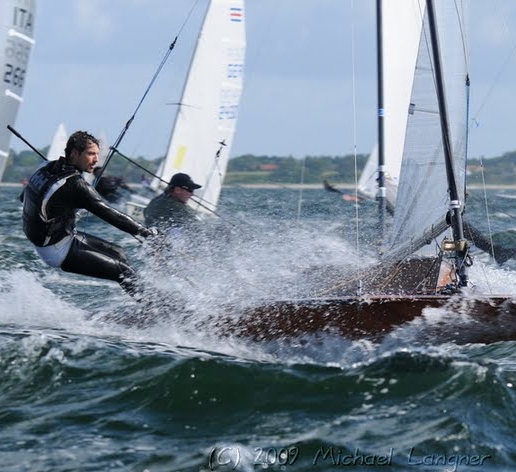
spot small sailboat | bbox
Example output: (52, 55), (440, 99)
(223, 0), (516, 345)
(129, 0), (245, 219)
(0, 0), (37, 183)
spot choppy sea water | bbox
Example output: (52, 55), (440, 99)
(2, 184), (516, 471)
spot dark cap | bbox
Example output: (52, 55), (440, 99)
(168, 172), (202, 191)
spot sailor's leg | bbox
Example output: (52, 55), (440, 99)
(60, 232), (138, 296)
(74, 231), (130, 264)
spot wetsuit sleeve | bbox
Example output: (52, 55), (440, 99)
(71, 177), (148, 236)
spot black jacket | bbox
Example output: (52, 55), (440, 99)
(22, 158), (148, 247)
(143, 192), (198, 229)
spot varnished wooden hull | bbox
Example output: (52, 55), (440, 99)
(220, 295), (516, 345)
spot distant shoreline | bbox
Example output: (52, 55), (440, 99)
(223, 183), (516, 190)
(2, 182), (516, 190)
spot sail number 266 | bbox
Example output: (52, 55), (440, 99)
(3, 63), (25, 88)
(4, 36), (30, 89)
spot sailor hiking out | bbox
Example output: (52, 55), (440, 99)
(21, 130), (157, 296)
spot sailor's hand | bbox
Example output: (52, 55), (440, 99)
(139, 226), (159, 238)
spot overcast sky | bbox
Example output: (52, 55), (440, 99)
(12, 0), (516, 161)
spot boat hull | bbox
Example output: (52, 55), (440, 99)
(221, 295), (516, 344)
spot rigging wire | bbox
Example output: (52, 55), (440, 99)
(467, 0), (516, 258)
(476, 157), (495, 294)
(296, 156), (306, 223)
(93, 0), (203, 189)
(93, 40), (176, 188)
(110, 147), (235, 225)
(194, 139), (227, 214)
(470, 0), (516, 126)
(349, 0), (362, 295)
(453, 0), (470, 73)
(74, 0), (209, 237)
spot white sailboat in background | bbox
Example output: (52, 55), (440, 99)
(148, 0), (246, 216)
(0, 0), (37, 183)
(46, 123), (67, 161)
(357, 0), (424, 210)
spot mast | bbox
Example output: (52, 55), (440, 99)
(376, 0), (386, 247)
(426, 0), (468, 287)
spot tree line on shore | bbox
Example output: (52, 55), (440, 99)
(4, 146), (516, 186)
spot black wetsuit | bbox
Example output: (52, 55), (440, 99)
(22, 157), (151, 294)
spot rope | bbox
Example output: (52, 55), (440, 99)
(478, 157), (496, 260)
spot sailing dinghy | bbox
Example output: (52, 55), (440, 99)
(221, 0), (516, 344)
(126, 0), (246, 219)
(0, 0), (36, 183)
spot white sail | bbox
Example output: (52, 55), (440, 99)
(0, 0), (36, 181)
(150, 0), (246, 215)
(358, 0), (425, 209)
(46, 123), (67, 161)
(385, 0), (469, 260)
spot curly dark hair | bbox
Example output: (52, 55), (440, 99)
(65, 131), (100, 159)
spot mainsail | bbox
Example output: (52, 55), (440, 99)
(150, 0), (246, 215)
(385, 0), (469, 261)
(0, 0), (36, 181)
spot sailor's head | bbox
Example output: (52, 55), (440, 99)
(65, 131), (100, 174)
(167, 173), (201, 193)
(167, 173), (201, 203)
